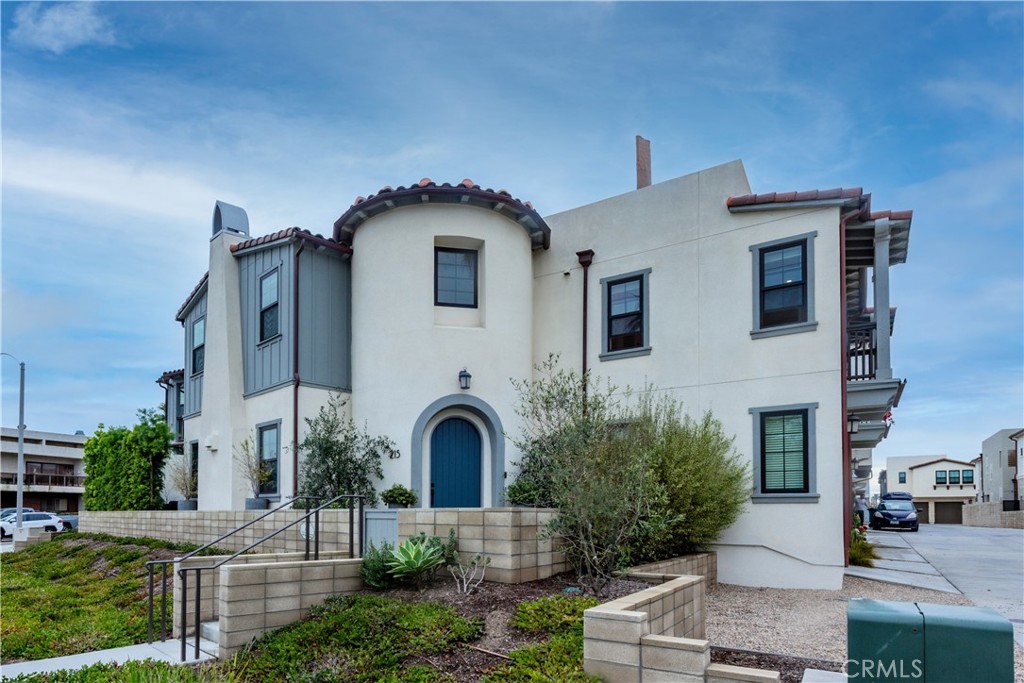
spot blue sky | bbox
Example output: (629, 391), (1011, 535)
(2, 2), (1021, 476)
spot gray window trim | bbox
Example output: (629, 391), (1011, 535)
(599, 268), (652, 361)
(898, 471), (906, 484)
(255, 419), (282, 500)
(191, 317), (206, 376)
(259, 267), (281, 344)
(750, 231), (817, 339)
(749, 402), (819, 504)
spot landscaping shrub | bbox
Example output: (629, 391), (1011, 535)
(83, 408), (172, 511)
(849, 526), (878, 567)
(297, 393), (400, 507)
(361, 539), (396, 590)
(386, 535), (446, 589)
(509, 356), (748, 593)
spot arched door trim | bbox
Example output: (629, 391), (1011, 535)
(410, 394), (505, 508)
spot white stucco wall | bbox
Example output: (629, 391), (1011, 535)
(981, 429), (1021, 502)
(349, 204), (535, 507)
(534, 161), (845, 589)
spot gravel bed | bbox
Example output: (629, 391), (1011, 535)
(707, 575), (1024, 682)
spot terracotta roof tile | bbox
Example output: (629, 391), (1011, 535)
(908, 457), (976, 470)
(727, 186), (865, 208)
(156, 368), (184, 384)
(333, 179), (550, 250)
(229, 227), (352, 255)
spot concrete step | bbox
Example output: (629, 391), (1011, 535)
(200, 620), (219, 645)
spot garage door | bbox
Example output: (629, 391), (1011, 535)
(934, 501), (963, 524)
(915, 504), (930, 524)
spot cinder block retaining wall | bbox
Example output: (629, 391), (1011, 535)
(963, 502), (1024, 529)
(171, 550), (351, 638)
(218, 558), (363, 657)
(628, 552), (717, 586)
(81, 510), (358, 554)
(584, 569), (778, 683)
(398, 507), (567, 584)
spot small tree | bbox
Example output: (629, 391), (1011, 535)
(234, 433), (271, 498)
(83, 407), (172, 510)
(167, 454), (198, 501)
(298, 393), (399, 507)
(509, 356), (749, 595)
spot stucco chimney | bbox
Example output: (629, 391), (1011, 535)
(636, 135), (651, 189)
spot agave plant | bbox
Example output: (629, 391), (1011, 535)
(386, 537), (445, 590)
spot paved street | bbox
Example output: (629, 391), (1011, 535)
(898, 524), (1024, 646)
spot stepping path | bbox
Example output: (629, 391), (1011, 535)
(844, 531), (960, 594)
(0, 637), (218, 679)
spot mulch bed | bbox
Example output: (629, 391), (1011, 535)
(378, 572), (838, 683)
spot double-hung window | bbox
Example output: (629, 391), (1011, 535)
(898, 471), (906, 484)
(750, 232), (817, 338)
(435, 248), (477, 308)
(257, 422), (280, 496)
(935, 470), (947, 485)
(962, 469), (974, 484)
(600, 269), (651, 360)
(191, 318), (206, 374)
(948, 470), (960, 485)
(190, 442), (199, 495)
(750, 403), (818, 502)
(260, 270), (279, 342)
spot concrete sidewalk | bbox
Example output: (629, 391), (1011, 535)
(844, 530), (960, 594)
(0, 637), (217, 680)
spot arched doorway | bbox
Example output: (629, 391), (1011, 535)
(430, 417), (482, 507)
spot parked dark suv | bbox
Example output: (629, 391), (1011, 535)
(871, 498), (919, 531)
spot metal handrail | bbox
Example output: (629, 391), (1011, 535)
(147, 493), (364, 661)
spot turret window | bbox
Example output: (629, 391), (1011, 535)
(435, 248), (478, 308)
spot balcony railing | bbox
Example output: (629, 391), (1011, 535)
(0, 473), (86, 487)
(848, 323), (877, 381)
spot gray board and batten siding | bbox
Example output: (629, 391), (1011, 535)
(238, 242), (351, 397)
(182, 291), (207, 418)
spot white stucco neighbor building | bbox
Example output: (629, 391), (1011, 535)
(161, 157), (913, 589)
(884, 455), (977, 524)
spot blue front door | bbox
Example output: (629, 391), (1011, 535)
(430, 417), (482, 507)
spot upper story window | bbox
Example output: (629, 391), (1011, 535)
(750, 232), (817, 338)
(435, 248), (478, 308)
(935, 470), (947, 485)
(258, 422), (280, 496)
(192, 318), (206, 375)
(749, 402), (819, 503)
(600, 268), (652, 361)
(962, 469), (974, 484)
(898, 471), (906, 484)
(260, 270), (280, 342)
(948, 469), (960, 485)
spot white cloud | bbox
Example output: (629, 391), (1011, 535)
(8, 2), (117, 55)
(923, 77), (1024, 123)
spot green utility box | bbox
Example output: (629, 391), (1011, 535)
(848, 599), (1013, 683)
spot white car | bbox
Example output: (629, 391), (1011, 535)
(0, 512), (67, 539)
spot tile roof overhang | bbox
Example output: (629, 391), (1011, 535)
(175, 272), (209, 322)
(156, 368), (185, 386)
(727, 187), (913, 318)
(332, 178), (551, 251)
(229, 227), (352, 257)
(908, 457), (976, 470)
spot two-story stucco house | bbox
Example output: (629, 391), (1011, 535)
(885, 454), (978, 524)
(160, 158), (913, 589)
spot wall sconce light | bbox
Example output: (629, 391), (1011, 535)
(847, 414), (861, 435)
(458, 368), (472, 391)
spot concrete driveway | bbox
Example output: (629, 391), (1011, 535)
(898, 524), (1024, 646)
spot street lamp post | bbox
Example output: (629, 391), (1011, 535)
(1, 353), (26, 534)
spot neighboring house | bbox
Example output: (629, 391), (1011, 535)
(161, 157), (913, 589)
(885, 455), (977, 524)
(0, 427), (87, 513)
(978, 429), (1022, 506)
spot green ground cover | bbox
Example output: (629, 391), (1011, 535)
(4, 591), (601, 682)
(0, 533), (221, 663)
